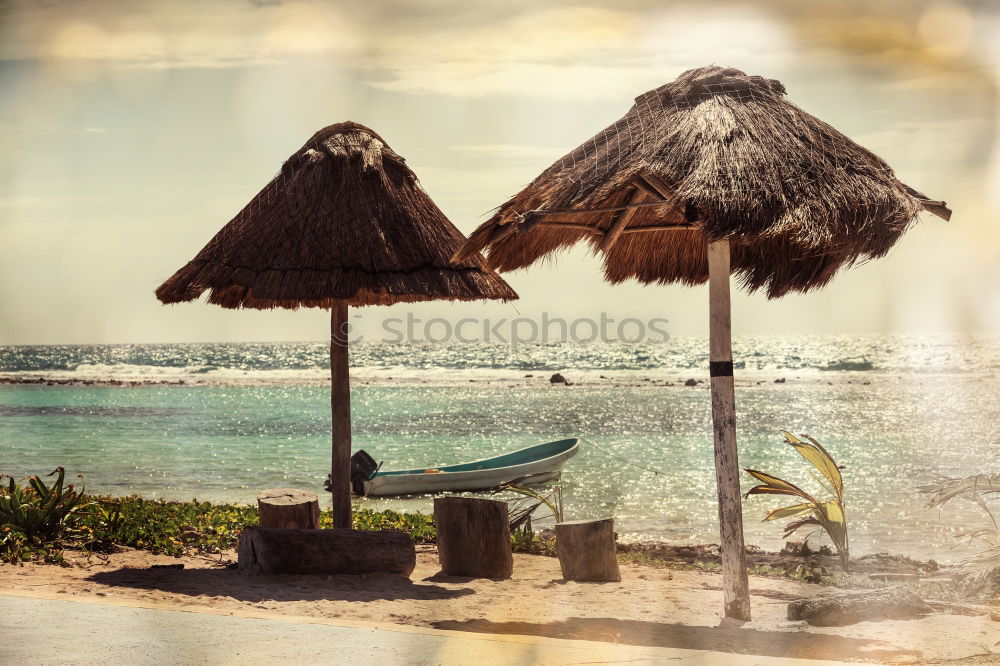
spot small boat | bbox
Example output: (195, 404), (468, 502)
(350, 438), (580, 497)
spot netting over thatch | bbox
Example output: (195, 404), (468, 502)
(455, 66), (950, 298)
(157, 122), (517, 309)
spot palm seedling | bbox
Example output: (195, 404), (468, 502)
(744, 432), (849, 572)
(491, 473), (564, 552)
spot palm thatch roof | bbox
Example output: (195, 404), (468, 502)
(454, 66), (950, 299)
(157, 121), (517, 309)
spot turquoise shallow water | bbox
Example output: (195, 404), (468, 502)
(1, 334), (999, 561)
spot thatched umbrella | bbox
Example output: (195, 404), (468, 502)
(454, 66), (950, 619)
(157, 121), (517, 528)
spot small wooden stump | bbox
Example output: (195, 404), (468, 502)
(257, 488), (320, 529)
(555, 518), (621, 582)
(434, 497), (512, 579)
(238, 527), (415, 576)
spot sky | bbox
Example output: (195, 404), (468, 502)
(0, 0), (998, 344)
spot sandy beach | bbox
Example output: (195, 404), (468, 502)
(2, 547), (996, 664)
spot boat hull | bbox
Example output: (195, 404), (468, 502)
(359, 438), (579, 497)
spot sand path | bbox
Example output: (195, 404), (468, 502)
(1, 546), (995, 664)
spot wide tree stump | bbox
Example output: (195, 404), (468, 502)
(555, 518), (621, 582)
(434, 497), (512, 579)
(257, 488), (320, 529)
(238, 527), (415, 576)
(788, 586), (932, 626)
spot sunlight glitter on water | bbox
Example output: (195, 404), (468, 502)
(1, 334), (998, 562)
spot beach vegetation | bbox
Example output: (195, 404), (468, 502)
(918, 472), (1000, 592)
(744, 431), (850, 572)
(0, 479), (555, 566)
(78, 496), (258, 556)
(491, 478), (564, 555)
(332, 507), (436, 543)
(0, 471), (438, 564)
(0, 467), (92, 561)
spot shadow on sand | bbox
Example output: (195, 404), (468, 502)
(430, 617), (920, 663)
(88, 566), (475, 604)
(423, 572), (510, 584)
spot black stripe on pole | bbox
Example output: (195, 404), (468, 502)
(709, 361), (734, 377)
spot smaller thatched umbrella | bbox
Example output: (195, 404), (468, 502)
(157, 121), (516, 528)
(455, 66), (950, 619)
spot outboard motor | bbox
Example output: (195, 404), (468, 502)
(350, 450), (379, 495)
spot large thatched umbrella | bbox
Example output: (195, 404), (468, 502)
(157, 121), (517, 528)
(455, 66), (950, 619)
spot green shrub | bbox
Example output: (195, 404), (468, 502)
(76, 496), (259, 556)
(342, 508), (436, 543)
(2, 468), (570, 565)
(0, 471), (439, 563)
(0, 468), (92, 545)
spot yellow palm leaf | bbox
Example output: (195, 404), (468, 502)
(783, 431), (844, 500)
(744, 468), (818, 503)
(819, 499), (848, 552)
(764, 503), (815, 521)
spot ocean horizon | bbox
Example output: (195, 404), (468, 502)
(2, 332), (998, 563)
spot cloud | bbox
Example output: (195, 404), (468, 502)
(362, 5), (795, 99)
(370, 7), (639, 66)
(0, 0), (362, 68)
(369, 62), (663, 100)
(852, 116), (992, 167)
(0, 123), (109, 134)
(0, 195), (117, 209)
(881, 73), (988, 91)
(0, 1), (795, 97)
(0, 0), (993, 103)
(450, 144), (568, 161)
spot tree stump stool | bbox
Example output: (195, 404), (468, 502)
(555, 518), (621, 582)
(257, 488), (320, 529)
(238, 527), (415, 576)
(434, 497), (512, 579)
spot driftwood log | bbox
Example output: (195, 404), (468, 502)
(434, 497), (512, 579)
(555, 519), (621, 582)
(238, 527), (415, 576)
(257, 488), (320, 529)
(788, 586), (932, 626)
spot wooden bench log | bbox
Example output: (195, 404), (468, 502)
(555, 518), (621, 582)
(434, 497), (512, 579)
(257, 488), (320, 529)
(238, 527), (415, 576)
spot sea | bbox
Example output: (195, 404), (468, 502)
(2, 333), (998, 562)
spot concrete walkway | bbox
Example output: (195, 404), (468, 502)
(0, 593), (852, 665)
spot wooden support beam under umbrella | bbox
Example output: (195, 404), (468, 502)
(454, 66), (951, 620)
(156, 122), (517, 528)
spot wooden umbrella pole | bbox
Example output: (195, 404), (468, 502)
(330, 301), (352, 529)
(707, 239), (751, 621)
